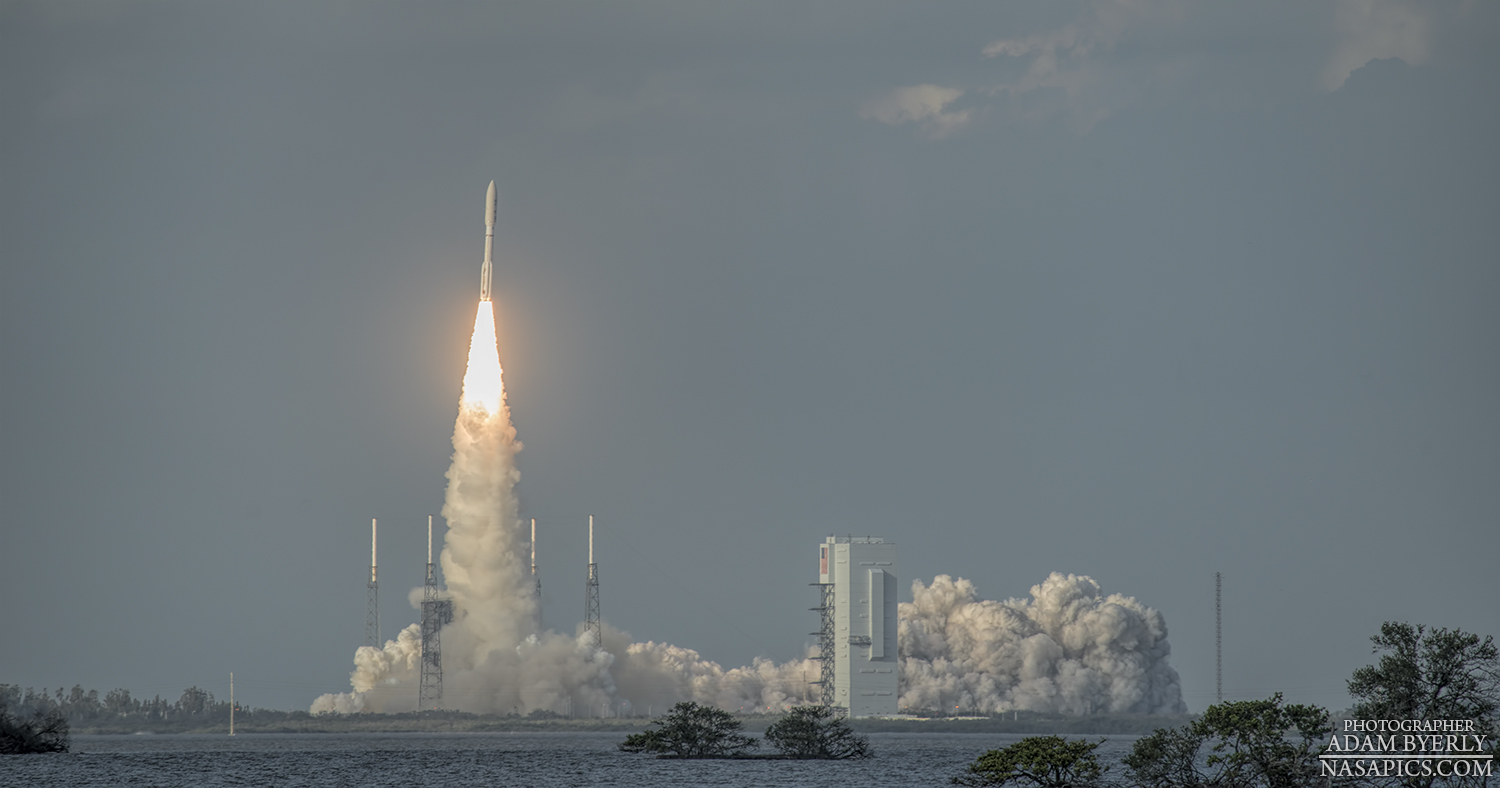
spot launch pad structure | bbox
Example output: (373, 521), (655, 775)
(366, 519), (380, 648)
(419, 516), (453, 711)
(531, 518), (541, 600)
(584, 516), (601, 649)
(814, 536), (898, 717)
(1215, 571), (1222, 704)
(810, 578), (836, 707)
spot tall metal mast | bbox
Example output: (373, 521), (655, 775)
(531, 518), (541, 599)
(420, 516), (453, 710)
(1215, 571), (1223, 704)
(584, 516), (601, 649)
(366, 519), (379, 648)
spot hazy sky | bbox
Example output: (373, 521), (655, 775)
(3, 1), (1496, 713)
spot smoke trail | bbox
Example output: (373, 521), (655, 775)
(315, 300), (541, 713)
(312, 302), (1185, 716)
(439, 300), (534, 659)
(312, 301), (796, 715)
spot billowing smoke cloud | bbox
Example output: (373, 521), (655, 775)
(313, 301), (1184, 716)
(899, 573), (1186, 714)
(313, 302), (819, 716)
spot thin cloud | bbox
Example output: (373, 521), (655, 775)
(860, 84), (970, 138)
(1322, 0), (1430, 91)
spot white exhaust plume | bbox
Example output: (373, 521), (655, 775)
(898, 573), (1186, 714)
(312, 300), (813, 715)
(313, 301), (1184, 716)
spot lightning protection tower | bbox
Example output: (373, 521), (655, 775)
(584, 516), (601, 649)
(366, 519), (379, 648)
(532, 518), (541, 600)
(419, 516), (453, 711)
(1215, 571), (1222, 704)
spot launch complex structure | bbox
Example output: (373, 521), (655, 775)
(418, 516), (454, 710)
(357, 514), (570, 711)
(356, 523), (901, 717)
(353, 183), (900, 716)
(361, 517), (458, 710)
(813, 536), (898, 717)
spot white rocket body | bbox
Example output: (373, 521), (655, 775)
(480, 181), (496, 302)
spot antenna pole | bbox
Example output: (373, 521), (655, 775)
(1215, 571), (1223, 704)
(366, 519), (379, 647)
(584, 515), (601, 648)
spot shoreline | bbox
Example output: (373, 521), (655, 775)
(70, 712), (1195, 737)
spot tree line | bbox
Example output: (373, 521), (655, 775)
(0, 683), (239, 725)
(621, 702), (871, 759)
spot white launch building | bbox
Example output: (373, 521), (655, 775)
(818, 535), (898, 716)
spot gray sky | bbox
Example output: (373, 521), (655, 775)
(2, 1), (1496, 713)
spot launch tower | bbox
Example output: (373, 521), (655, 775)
(584, 516), (601, 648)
(366, 519), (379, 648)
(815, 536), (898, 717)
(419, 516), (453, 710)
(532, 518), (541, 600)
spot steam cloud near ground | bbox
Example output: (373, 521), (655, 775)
(312, 303), (1185, 716)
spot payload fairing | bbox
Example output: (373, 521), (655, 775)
(480, 180), (496, 302)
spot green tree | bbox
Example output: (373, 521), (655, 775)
(1347, 622), (1499, 788)
(1348, 623), (1498, 731)
(1197, 694), (1330, 788)
(1123, 724), (1211, 788)
(763, 705), (871, 759)
(1124, 694), (1331, 788)
(176, 686), (211, 718)
(0, 696), (70, 754)
(952, 735), (1108, 787)
(619, 701), (758, 758)
(104, 688), (135, 718)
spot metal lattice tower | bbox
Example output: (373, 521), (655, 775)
(419, 516), (453, 711)
(584, 516), (601, 649)
(1215, 571), (1222, 704)
(531, 519), (541, 600)
(810, 581), (836, 706)
(366, 519), (380, 648)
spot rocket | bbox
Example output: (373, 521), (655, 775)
(480, 180), (496, 302)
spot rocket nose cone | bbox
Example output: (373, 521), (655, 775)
(485, 181), (497, 223)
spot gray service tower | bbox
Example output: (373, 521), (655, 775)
(818, 536), (898, 716)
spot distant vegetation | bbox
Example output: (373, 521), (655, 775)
(0, 681), (1200, 735)
(954, 735), (1109, 788)
(0, 693), (69, 754)
(620, 701), (759, 758)
(1, 683), (254, 735)
(620, 702), (871, 759)
(763, 705), (870, 759)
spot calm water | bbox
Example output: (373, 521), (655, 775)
(2, 731), (1140, 788)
